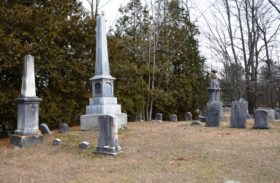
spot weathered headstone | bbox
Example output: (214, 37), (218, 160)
(52, 139), (62, 146)
(9, 55), (43, 148)
(135, 112), (143, 122)
(58, 123), (69, 133)
(230, 100), (248, 128)
(191, 121), (201, 126)
(39, 123), (52, 135)
(266, 109), (275, 121)
(0, 125), (3, 138)
(258, 108), (275, 121)
(185, 112), (192, 121)
(79, 141), (90, 150)
(199, 115), (206, 122)
(80, 15), (127, 130)
(205, 101), (222, 127)
(275, 108), (280, 119)
(169, 114), (177, 122)
(253, 109), (270, 129)
(155, 113), (163, 122)
(95, 115), (121, 155)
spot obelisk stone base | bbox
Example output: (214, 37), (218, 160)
(80, 113), (127, 130)
(9, 134), (43, 148)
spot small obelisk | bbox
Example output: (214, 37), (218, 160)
(10, 55), (43, 147)
(80, 15), (127, 130)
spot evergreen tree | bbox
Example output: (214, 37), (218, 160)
(110, 0), (207, 120)
(0, 0), (95, 128)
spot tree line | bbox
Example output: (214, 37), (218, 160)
(203, 0), (280, 112)
(0, 0), (207, 129)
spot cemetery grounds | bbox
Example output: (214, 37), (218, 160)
(0, 111), (280, 183)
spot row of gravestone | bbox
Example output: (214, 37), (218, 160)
(135, 112), (193, 122)
(0, 123), (69, 139)
(39, 123), (69, 134)
(207, 99), (277, 129)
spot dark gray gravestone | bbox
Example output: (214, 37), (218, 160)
(135, 112), (143, 122)
(275, 108), (280, 119)
(155, 113), (163, 122)
(185, 112), (192, 121)
(169, 114), (177, 122)
(95, 115), (121, 155)
(52, 139), (62, 146)
(230, 100), (248, 128)
(253, 110), (270, 129)
(199, 115), (206, 122)
(79, 141), (90, 150)
(39, 123), (52, 134)
(0, 125), (2, 138)
(58, 123), (69, 133)
(205, 101), (222, 127)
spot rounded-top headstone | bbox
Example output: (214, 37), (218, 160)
(39, 123), (52, 134)
(274, 108), (280, 119)
(169, 114), (177, 122)
(52, 138), (62, 146)
(135, 112), (143, 122)
(58, 123), (69, 133)
(206, 101), (222, 127)
(79, 141), (90, 150)
(185, 112), (192, 121)
(230, 100), (248, 128)
(253, 109), (270, 129)
(191, 121), (201, 126)
(155, 113), (162, 122)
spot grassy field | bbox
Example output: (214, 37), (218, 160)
(0, 115), (280, 183)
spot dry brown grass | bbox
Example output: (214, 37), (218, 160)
(1, 116), (280, 183)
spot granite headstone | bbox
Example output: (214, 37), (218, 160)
(58, 123), (69, 133)
(155, 113), (163, 122)
(169, 114), (177, 122)
(230, 100), (248, 128)
(185, 112), (192, 121)
(53, 139), (62, 146)
(135, 112), (143, 122)
(253, 109), (270, 129)
(39, 123), (52, 134)
(79, 141), (90, 150)
(205, 101), (222, 127)
(275, 108), (280, 119)
(95, 115), (121, 155)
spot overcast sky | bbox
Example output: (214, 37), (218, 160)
(81, 0), (219, 71)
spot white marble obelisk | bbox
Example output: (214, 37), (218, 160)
(80, 15), (127, 130)
(10, 55), (43, 147)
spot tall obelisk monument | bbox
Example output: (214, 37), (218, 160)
(10, 55), (43, 147)
(80, 15), (127, 130)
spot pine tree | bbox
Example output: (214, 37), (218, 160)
(0, 0), (95, 128)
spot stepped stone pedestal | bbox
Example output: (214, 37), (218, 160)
(80, 15), (127, 130)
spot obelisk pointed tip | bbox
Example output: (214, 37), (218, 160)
(95, 14), (111, 77)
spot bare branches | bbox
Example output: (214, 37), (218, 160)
(268, 0), (280, 14)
